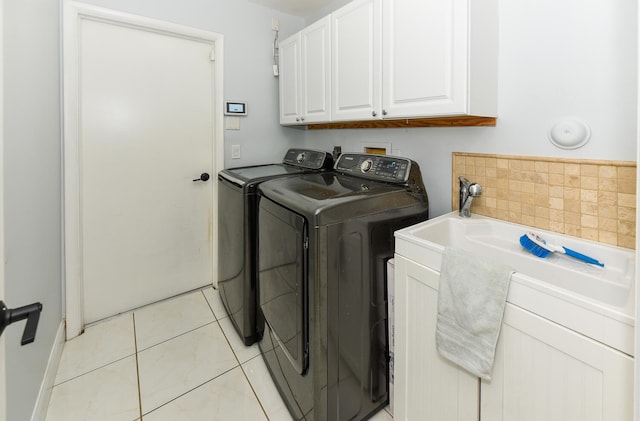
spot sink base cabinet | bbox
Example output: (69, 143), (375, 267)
(394, 256), (480, 421)
(482, 303), (634, 421)
(394, 255), (634, 421)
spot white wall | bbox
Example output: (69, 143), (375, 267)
(77, 0), (307, 168)
(303, 0), (638, 217)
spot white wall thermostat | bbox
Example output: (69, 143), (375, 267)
(224, 101), (247, 116)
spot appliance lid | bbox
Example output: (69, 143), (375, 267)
(218, 164), (305, 187)
(218, 149), (333, 187)
(257, 172), (425, 223)
(257, 153), (429, 223)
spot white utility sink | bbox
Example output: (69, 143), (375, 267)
(395, 212), (636, 355)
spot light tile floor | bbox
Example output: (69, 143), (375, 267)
(45, 287), (393, 421)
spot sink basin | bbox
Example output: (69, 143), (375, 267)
(396, 212), (635, 310)
(394, 212), (636, 355)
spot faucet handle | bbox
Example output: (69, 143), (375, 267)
(468, 183), (482, 197)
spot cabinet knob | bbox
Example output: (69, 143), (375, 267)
(382, 109), (388, 116)
(372, 111), (377, 117)
(300, 117), (305, 122)
(296, 117), (300, 122)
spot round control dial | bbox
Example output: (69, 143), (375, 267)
(296, 152), (306, 163)
(360, 159), (373, 173)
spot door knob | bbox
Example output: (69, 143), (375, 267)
(0, 300), (43, 345)
(193, 173), (210, 182)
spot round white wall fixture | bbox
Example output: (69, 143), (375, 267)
(548, 118), (591, 149)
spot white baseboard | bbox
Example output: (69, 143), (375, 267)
(30, 321), (65, 421)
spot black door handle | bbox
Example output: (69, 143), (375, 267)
(193, 173), (210, 182)
(0, 301), (43, 345)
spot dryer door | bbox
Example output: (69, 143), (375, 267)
(258, 197), (308, 375)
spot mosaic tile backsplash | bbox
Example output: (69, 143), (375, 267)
(452, 153), (637, 249)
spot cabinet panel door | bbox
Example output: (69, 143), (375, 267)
(331, 0), (381, 121)
(394, 256), (479, 421)
(279, 33), (301, 124)
(482, 303), (633, 421)
(382, 0), (468, 117)
(301, 16), (331, 123)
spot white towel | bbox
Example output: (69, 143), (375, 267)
(436, 246), (513, 381)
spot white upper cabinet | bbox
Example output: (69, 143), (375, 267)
(280, 0), (497, 125)
(331, 0), (381, 122)
(279, 33), (302, 125)
(382, 0), (497, 118)
(301, 16), (331, 123)
(279, 16), (331, 125)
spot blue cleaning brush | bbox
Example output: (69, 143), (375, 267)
(520, 231), (604, 267)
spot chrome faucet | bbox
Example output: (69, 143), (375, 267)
(459, 176), (482, 217)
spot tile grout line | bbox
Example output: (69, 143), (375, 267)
(207, 288), (272, 420)
(239, 360), (272, 421)
(136, 289), (247, 418)
(217, 322), (271, 420)
(201, 288), (218, 321)
(140, 366), (239, 419)
(53, 354), (133, 387)
(137, 320), (216, 353)
(132, 313), (143, 420)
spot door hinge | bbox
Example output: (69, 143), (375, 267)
(304, 237), (309, 250)
(210, 48), (215, 61)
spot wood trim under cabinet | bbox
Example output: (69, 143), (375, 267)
(306, 116), (497, 130)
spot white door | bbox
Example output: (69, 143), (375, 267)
(64, 4), (224, 333)
(0, 1), (6, 415)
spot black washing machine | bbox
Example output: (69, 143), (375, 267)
(257, 153), (429, 420)
(217, 149), (333, 346)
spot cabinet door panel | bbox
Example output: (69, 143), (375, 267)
(279, 34), (301, 124)
(482, 303), (633, 421)
(331, 0), (381, 121)
(301, 16), (331, 123)
(382, 0), (468, 118)
(394, 256), (479, 421)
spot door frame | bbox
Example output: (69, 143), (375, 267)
(636, 4), (640, 418)
(62, 1), (224, 339)
(0, 0), (6, 416)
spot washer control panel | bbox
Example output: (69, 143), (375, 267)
(335, 153), (411, 183)
(283, 149), (333, 170)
